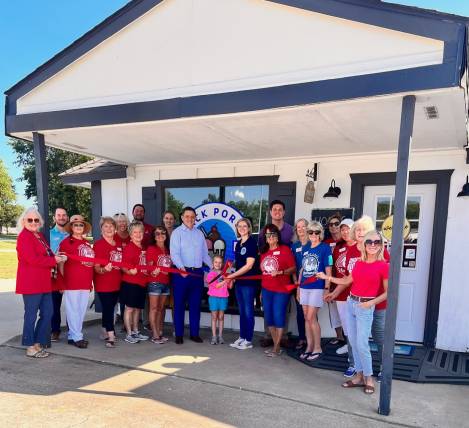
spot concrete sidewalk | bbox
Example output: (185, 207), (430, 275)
(1, 321), (468, 428)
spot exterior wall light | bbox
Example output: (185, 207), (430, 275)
(323, 179), (341, 199)
(457, 175), (469, 198)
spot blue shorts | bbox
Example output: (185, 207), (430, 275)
(148, 282), (170, 296)
(208, 296), (228, 312)
(262, 288), (290, 328)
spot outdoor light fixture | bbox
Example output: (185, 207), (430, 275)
(457, 175), (469, 198)
(323, 179), (341, 199)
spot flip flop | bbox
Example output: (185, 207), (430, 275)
(299, 351), (312, 360)
(264, 348), (273, 354)
(26, 349), (49, 358)
(266, 350), (283, 358)
(105, 340), (115, 348)
(306, 352), (322, 361)
(342, 380), (365, 388)
(364, 385), (375, 394)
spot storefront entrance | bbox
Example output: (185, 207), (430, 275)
(364, 184), (436, 342)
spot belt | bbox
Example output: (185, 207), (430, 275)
(184, 267), (202, 271)
(349, 294), (374, 303)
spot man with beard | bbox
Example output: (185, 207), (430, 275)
(50, 208), (69, 342)
(132, 204), (154, 249)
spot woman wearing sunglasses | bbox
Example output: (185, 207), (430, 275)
(146, 225), (172, 344)
(58, 215), (95, 349)
(16, 207), (63, 358)
(318, 230), (389, 395)
(297, 221), (332, 362)
(259, 224), (296, 357)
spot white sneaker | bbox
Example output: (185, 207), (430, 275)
(336, 344), (348, 355)
(229, 337), (244, 348)
(237, 340), (253, 350)
(133, 331), (149, 341)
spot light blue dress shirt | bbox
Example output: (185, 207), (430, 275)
(49, 225), (69, 254)
(170, 224), (211, 269)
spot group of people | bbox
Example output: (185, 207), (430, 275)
(16, 199), (389, 395)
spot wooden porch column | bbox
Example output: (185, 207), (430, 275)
(379, 95), (416, 416)
(33, 132), (49, 243)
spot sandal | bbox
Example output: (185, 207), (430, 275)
(266, 350), (283, 358)
(263, 348), (273, 354)
(26, 349), (49, 358)
(306, 352), (322, 361)
(73, 340), (88, 349)
(364, 384), (375, 394)
(299, 351), (312, 360)
(105, 340), (115, 348)
(342, 380), (365, 388)
(151, 337), (165, 344)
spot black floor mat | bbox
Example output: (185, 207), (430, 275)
(287, 339), (469, 385)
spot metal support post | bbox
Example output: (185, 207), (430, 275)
(32, 132), (50, 243)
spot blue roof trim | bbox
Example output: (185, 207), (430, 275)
(5, 63), (460, 134)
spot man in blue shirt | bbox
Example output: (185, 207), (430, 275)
(49, 208), (69, 342)
(170, 206), (211, 344)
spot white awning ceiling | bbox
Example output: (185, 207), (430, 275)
(11, 87), (467, 165)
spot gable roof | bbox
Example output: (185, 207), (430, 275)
(4, 0), (468, 116)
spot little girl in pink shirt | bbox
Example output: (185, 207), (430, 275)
(206, 255), (232, 345)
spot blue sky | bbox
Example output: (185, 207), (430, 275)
(1, 0), (468, 206)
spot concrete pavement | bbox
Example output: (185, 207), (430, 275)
(1, 319), (468, 428)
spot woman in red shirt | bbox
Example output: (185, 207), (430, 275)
(319, 230), (389, 395)
(93, 217), (122, 348)
(59, 215), (94, 349)
(113, 213), (131, 248)
(121, 221), (149, 344)
(259, 224), (296, 357)
(16, 207), (62, 358)
(146, 225), (172, 344)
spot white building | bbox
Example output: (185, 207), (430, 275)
(5, 0), (469, 352)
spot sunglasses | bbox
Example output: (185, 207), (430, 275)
(365, 239), (382, 246)
(26, 218), (40, 224)
(307, 230), (321, 236)
(329, 221), (340, 227)
(155, 231), (167, 236)
(265, 232), (278, 238)
(72, 223), (85, 228)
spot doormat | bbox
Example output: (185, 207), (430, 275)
(369, 341), (414, 356)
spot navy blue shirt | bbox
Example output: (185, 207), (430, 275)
(300, 242), (332, 290)
(234, 235), (259, 287)
(291, 240), (311, 275)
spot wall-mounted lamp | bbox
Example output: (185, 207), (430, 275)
(323, 179), (341, 199)
(457, 175), (469, 198)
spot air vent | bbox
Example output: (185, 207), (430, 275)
(62, 142), (87, 150)
(424, 106), (439, 120)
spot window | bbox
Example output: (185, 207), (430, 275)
(165, 187), (220, 215)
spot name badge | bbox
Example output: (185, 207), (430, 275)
(273, 251), (280, 255)
(295, 247), (302, 253)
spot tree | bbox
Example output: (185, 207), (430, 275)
(0, 159), (23, 232)
(8, 138), (92, 222)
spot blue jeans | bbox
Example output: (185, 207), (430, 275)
(173, 270), (203, 337)
(51, 291), (63, 334)
(235, 285), (256, 342)
(22, 293), (53, 347)
(346, 298), (375, 377)
(262, 289), (290, 328)
(372, 309), (386, 369)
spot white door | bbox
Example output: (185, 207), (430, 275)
(363, 184), (436, 342)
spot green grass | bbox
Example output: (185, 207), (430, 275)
(0, 241), (16, 250)
(0, 252), (17, 279)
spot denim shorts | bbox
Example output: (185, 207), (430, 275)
(208, 296), (228, 311)
(148, 282), (170, 296)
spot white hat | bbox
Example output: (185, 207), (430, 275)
(339, 218), (354, 228)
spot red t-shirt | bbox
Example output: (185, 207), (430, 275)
(146, 245), (172, 285)
(350, 260), (389, 299)
(260, 245), (295, 294)
(16, 229), (56, 294)
(121, 241), (148, 287)
(345, 244), (390, 309)
(93, 238), (123, 292)
(59, 236), (94, 291)
(115, 233), (131, 248)
(324, 237), (341, 253)
(141, 222), (154, 250)
(331, 241), (350, 301)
